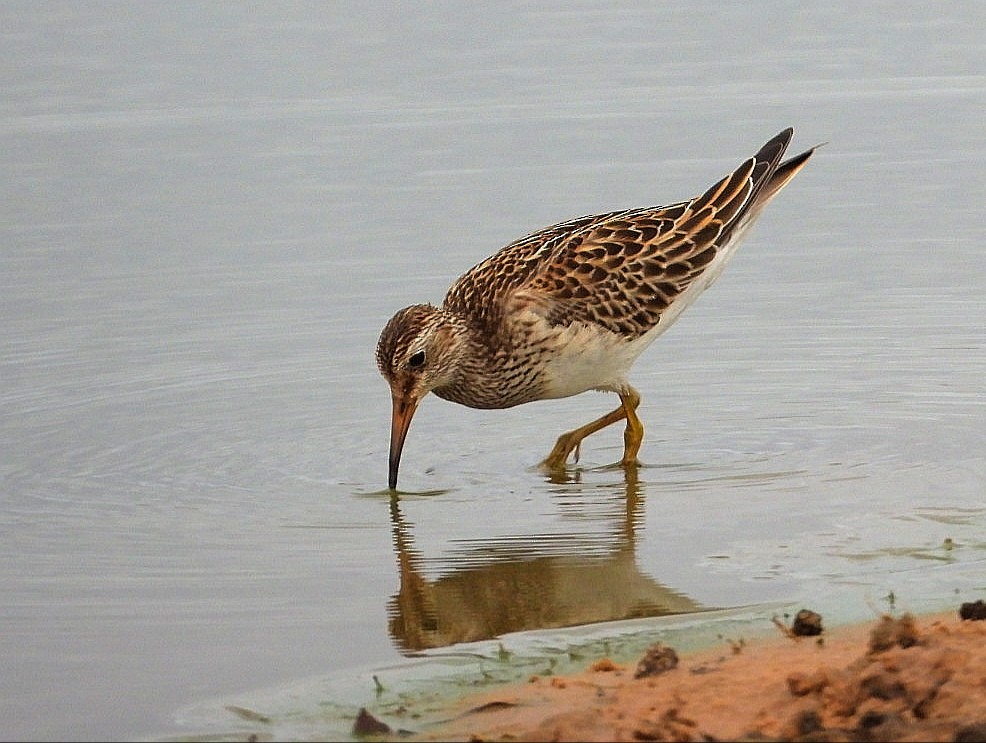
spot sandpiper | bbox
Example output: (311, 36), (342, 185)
(377, 128), (816, 490)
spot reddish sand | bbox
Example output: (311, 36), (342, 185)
(370, 607), (986, 742)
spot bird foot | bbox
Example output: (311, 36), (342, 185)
(539, 438), (580, 471)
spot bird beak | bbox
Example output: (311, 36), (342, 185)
(388, 392), (420, 491)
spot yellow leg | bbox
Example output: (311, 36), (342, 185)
(540, 387), (644, 470)
(620, 387), (643, 467)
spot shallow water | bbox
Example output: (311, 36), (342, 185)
(1, 2), (984, 740)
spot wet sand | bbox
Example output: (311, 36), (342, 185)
(368, 605), (986, 742)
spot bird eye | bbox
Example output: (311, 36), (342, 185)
(408, 350), (426, 369)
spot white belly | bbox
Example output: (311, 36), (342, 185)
(537, 321), (654, 399)
(516, 224), (750, 401)
(529, 250), (739, 399)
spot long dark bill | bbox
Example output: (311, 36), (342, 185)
(388, 394), (419, 491)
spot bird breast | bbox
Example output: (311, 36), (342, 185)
(515, 309), (651, 400)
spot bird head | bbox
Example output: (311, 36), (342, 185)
(375, 304), (467, 490)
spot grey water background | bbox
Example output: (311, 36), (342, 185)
(2, 2), (984, 740)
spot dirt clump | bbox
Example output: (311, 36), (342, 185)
(633, 643), (679, 679)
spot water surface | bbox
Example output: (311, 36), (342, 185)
(1, 3), (984, 740)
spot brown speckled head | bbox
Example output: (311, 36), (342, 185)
(376, 303), (476, 490)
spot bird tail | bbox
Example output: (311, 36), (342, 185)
(757, 140), (819, 206)
(719, 128), (818, 243)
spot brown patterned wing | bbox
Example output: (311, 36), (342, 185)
(443, 210), (623, 331)
(513, 129), (794, 338)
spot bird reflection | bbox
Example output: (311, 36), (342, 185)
(387, 467), (704, 652)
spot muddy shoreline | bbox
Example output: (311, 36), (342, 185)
(359, 605), (986, 742)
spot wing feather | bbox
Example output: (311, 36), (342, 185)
(444, 129), (809, 342)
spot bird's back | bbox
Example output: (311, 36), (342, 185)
(443, 128), (812, 348)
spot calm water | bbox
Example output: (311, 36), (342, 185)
(2, 2), (984, 740)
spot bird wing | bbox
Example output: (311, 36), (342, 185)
(510, 128), (796, 338)
(443, 211), (623, 331)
